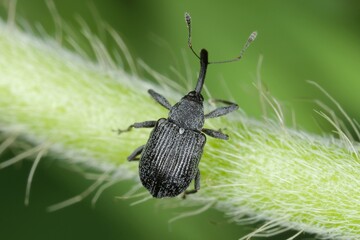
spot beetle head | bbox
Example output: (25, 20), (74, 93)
(183, 90), (204, 103)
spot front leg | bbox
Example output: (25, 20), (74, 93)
(148, 89), (172, 110)
(115, 120), (157, 134)
(202, 128), (229, 140)
(205, 99), (238, 119)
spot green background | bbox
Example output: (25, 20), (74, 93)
(1, 0), (360, 239)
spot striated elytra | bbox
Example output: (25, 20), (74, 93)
(117, 13), (256, 198)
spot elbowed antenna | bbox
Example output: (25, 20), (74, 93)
(211, 31), (257, 64)
(184, 12), (257, 64)
(185, 12), (200, 60)
(185, 12), (209, 94)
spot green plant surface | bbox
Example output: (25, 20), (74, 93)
(1, 1), (360, 240)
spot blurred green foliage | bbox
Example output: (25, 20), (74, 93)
(1, 0), (359, 239)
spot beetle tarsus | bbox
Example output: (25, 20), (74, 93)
(115, 121), (157, 135)
(182, 189), (197, 199)
(114, 126), (132, 135)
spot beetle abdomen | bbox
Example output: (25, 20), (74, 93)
(139, 119), (206, 198)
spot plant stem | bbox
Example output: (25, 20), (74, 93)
(0, 21), (359, 239)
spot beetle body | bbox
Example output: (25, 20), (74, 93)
(140, 118), (206, 198)
(117, 13), (256, 198)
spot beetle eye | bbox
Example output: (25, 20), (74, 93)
(188, 91), (195, 97)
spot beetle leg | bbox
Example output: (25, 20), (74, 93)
(148, 89), (172, 110)
(205, 99), (238, 119)
(194, 169), (200, 191)
(182, 169), (200, 199)
(202, 128), (229, 140)
(208, 98), (237, 106)
(115, 120), (157, 134)
(127, 145), (145, 161)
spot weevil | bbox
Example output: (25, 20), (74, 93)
(117, 13), (257, 198)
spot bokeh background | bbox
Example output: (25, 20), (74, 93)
(1, 0), (360, 239)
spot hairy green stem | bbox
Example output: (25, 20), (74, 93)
(0, 21), (359, 239)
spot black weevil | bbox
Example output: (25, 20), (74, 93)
(117, 13), (256, 198)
